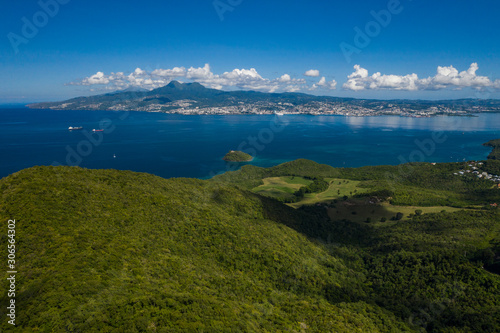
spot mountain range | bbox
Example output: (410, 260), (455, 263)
(28, 81), (500, 115)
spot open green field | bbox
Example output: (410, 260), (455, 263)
(252, 176), (312, 199)
(253, 177), (369, 205)
(253, 177), (469, 223)
(289, 178), (369, 208)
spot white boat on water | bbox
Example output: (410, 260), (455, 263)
(275, 112), (284, 116)
(68, 126), (83, 130)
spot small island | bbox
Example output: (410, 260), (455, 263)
(222, 150), (253, 162)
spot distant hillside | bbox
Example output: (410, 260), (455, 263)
(484, 139), (500, 160)
(1, 160), (499, 331)
(28, 80), (349, 112)
(27, 81), (500, 115)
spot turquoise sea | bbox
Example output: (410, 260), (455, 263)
(1, 108), (499, 179)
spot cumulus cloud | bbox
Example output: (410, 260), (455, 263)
(221, 68), (268, 90)
(343, 63), (499, 91)
(422, 63), (493, 89)
(310, 77), (337, 90)
(278, 74), (291, 82)
(81, 72), (110, 85)
(73, 67), (174, 90)
(70, 64), (309, 93)
(184, 64), (280, 91)
(71, 63), (498, 94)
(304, 69), (320, 77)
(151, 67), (186, 77)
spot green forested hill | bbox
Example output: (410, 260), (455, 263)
(0, 166), (410, 332)
(484, 139), (500, 160)
(1, 162), (499, 332)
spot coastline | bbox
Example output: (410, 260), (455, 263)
(0, 108), (498, 180)
(24, 105), (497, 117)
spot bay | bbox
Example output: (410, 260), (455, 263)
(1, 108), (499, 179)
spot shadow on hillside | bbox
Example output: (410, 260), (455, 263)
(256, 194), (377, 247)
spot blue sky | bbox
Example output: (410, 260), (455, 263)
(1, 0), (500, 102)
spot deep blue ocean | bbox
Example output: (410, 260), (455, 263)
(1, 108), (499, 179)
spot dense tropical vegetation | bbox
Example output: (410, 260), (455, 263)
(1, 156), (499, 331)
(484, 139), (500, 160)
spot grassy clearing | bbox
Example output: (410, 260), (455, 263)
(252, 176), (312, 199)
(288, 178), (369, 208)
(253, 177), (369, 206)
(253, 176), (471, 223)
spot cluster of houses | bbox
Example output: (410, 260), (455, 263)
(454, 162), (500, 185)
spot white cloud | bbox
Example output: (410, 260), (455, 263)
(304, 69), (320, 77)
(223, 68), (263, 81)
(278, 74), (291, 82)
(184, 64), (276, 91)
(186, 63), (214, 80)
(310, 77), (337, 90)
(81, 72), (110, 85)
(75, 68), (172, 90)
(317, 77), (337, 90)
(221, 68), (268, 89)
(70, 64), (310, 93)
(151, 67), (186, 77)
(183, 64), (224, 89)
(343, 63), (499, 91)
(72, 63), (498, 94)
(423, 63), (492, 89)
(133, 68), (146, 75)
(348, 65), (369, 79)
